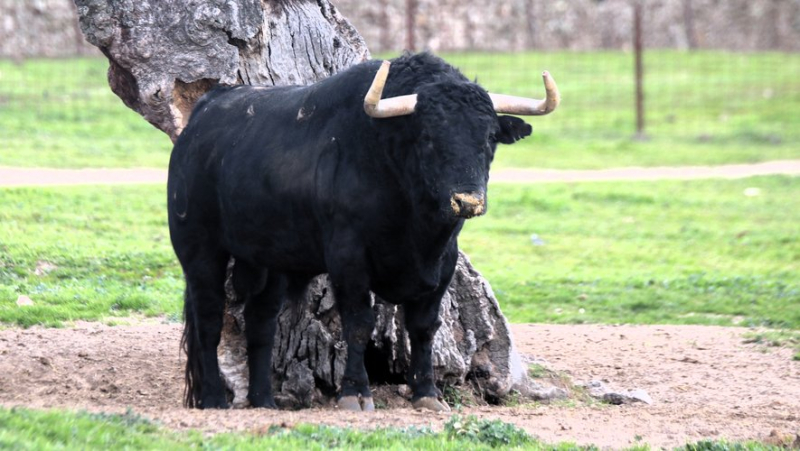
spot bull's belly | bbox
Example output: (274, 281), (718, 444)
(220, 226), (326, 274)
(369, 259), (452, 303)
(366, 235), (460, 303)
(371, 274), (446, 304)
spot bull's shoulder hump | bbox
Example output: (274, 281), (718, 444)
(192, 85), (305, 114)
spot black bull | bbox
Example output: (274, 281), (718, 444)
(167, 52), (558, 411)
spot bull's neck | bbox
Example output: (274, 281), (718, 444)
(371, 131), (463, 251)
(405, 191), (464, 267)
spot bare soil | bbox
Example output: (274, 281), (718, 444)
(1, 321), (798, 449)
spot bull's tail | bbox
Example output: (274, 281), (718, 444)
(181, 284), (202, 408)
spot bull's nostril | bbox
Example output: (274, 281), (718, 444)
(451, 192), (486, 218)
(450, 196), (464, 215)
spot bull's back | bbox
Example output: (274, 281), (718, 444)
(168, 85), (342, 272)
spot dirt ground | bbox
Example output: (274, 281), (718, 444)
(1, 321), (797, 449)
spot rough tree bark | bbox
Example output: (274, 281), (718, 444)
(75, 0), (538, 408)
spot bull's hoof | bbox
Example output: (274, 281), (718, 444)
(362, 397), (375, 411)
(198, 400), (229, 410)
(338, 395), (375, 412)
(249, 398), (278, 409)
(412, 397), (451, 412)
(197, 393), (229, 409)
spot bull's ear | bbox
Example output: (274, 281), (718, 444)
(496, 115), (532, 144)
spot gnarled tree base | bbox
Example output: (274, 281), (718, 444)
(220, 253), (532, 408)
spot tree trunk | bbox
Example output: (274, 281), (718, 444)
(75, 0), (534, 409)
(74, 0), (368, 142)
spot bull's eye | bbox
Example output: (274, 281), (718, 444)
(482, 142), (495, 163)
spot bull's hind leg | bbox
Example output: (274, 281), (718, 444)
(181, 251), (230, 409)
(233, 262), (286, 408)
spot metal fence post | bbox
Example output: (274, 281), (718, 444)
(406, 0), (417, 52)
(634, 0), (647, 140)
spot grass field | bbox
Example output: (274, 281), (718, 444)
(465, 176), (799, 327)
(1, 177), (797, 329)
(0, 408), (545, 450)
(0, 58), (171, 168)
(1, 51), (799, 169)
(440, 51), (800, 169)
(0, 407), (786, 451)
(0, 185), (181, 327)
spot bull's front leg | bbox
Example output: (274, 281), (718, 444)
(404, 292), (450, 412)
(404, 246), (457, 412)
(332, 278), (376, 412)
(326, 230), (376, 412)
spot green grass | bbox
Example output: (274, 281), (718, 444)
(0, 58), (172, 168)
(2, 51), (799, 170)
(0, 185), (181, 327)
(0, 407), (577, 450)
(459, 175), (799, 327)
(0, 407), (789, 450)
(1, 176), (797, 329)
(742, 329), (800, 360)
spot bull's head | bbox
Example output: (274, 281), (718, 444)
(364, 60), (560, 220)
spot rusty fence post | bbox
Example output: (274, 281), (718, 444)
(633, 0), (647, 140)
(405, 0), (417, 52)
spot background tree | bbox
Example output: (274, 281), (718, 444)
(74, 0), (537, 408)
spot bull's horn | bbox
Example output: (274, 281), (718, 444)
(490, 71), (560, 116)
(364, 60), (418, 118)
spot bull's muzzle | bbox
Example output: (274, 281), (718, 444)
(450, 191), (486, 219)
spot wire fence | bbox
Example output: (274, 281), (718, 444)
(1, 1), (799, 168)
